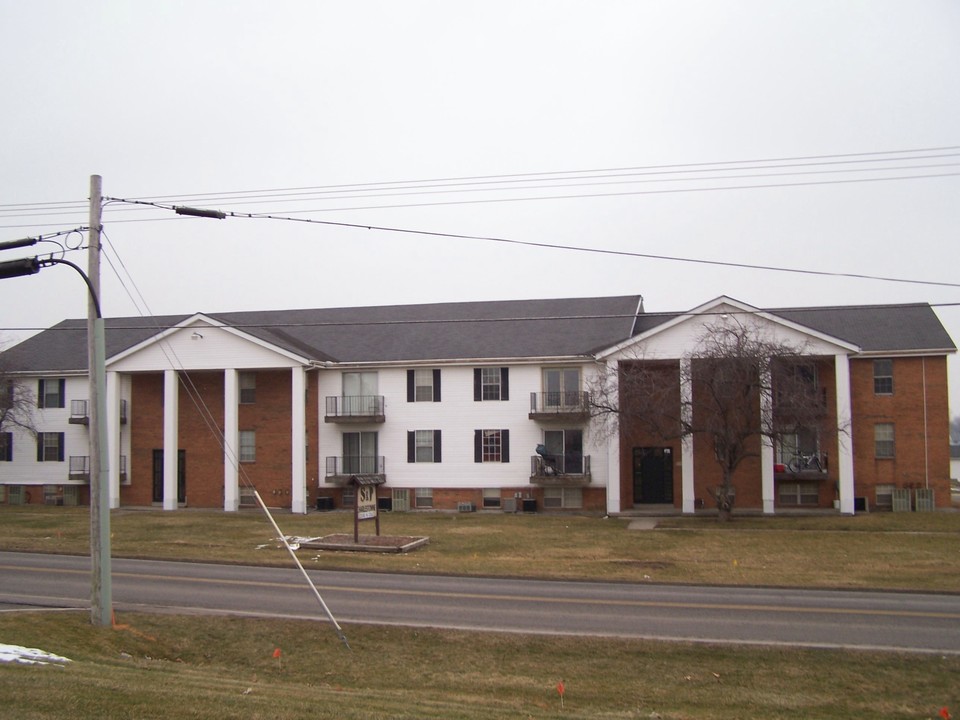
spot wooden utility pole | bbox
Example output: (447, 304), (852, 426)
(87, 174), (111, 626)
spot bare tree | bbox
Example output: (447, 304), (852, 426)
(591, 317), (837, 520)
(0, 349), (36, 439)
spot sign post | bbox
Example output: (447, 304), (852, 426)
(352, 477), (382, 542)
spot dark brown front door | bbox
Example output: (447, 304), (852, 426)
(152, 449), (186, 504)
(632, 447), (673, 504)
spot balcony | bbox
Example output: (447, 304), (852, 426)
(69, 399), (128, 425)
(774, 453), (829, 481)
(529, 392), (591, 422)
(324, 455), (386, 485)
(324, 396), (385, 423)
(68, 454), (128, 483)
(529, 454), (591, 486)
(69, 455), (90, 481)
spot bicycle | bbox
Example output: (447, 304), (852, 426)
(787, 452), (823, 473)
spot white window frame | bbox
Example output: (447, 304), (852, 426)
(482, 488), (501, 509)
(543, 487), (583, 509)
(875, 423), (895, 459)
(778, 482), (819, 506)
(239, 372), (256, 404)
(415, 430), (436, 463)
(239, 430), (256, 463)
(414, 369), (435, 402)
(482, 430), (502, 463)
(415, 487), (433, 508)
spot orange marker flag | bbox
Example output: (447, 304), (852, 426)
(273, 647), (282, 670)
(557, 680), (565, 709)
(940, 708), (951, 720)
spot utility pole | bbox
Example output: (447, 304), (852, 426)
(88, 174), (111, 626)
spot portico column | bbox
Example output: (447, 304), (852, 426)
(680, 358), (695, 514)
(760, 359), (775, 514)
(223, 369), (239, 512)
(604, 360), (621, 515)
(291, 366), (307, 514)
(163, 369), (179, 510)
(834, 353), (855, 514)
(106, 371), (121, 509)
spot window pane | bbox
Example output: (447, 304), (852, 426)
(415, 430), (434, 463)
(482, 430), (501, 462)
(873, 359), (893, 395)
(874, 423), (895, 458)
(414, 369), (434, 401)
(239, 373), (256, 404)
(42, 433), (60, 461)
(239, 431), (256, 462)
(481, 368), (501, 400)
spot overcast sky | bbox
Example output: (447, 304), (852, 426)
(1, 1), (958, 410)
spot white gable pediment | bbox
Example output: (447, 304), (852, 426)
(108, 314), (308, 372)
(599, 296), (860, 361)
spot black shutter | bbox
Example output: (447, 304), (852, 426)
(36, 433), (43, 461)
(473, 369), (482, 401)
(501, 429), (510, 463)
(407, 431), (415, 463)
(57, 432), (65, 462)
(433, 430), (442, 462)
(37, 379), (44, 408)
(474, 430), (482, 462)
(501, 368), (509, 401)
(433, 369), (441, 402)
(57, 379), (66, 408)
(406, 370), (415, 402)
(2, 433), (11, 461)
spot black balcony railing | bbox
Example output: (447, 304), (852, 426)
(69, 455), (90, 480)
(324, 395), (385, 421)
(529, 391), (590, 415)
(325, 455), (385, 477)
(530, 453), (591, 477)
(70, 398), (127, 424)
(69, 399), (89, 424)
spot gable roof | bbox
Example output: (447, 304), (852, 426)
(1, 295), (953, 373)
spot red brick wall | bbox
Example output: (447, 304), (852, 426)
(238, 370), (292, 509)
(849, 356), (951, 506)
(126, 370), (305, 509)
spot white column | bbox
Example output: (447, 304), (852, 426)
(604, 360), (622, 515)
(760, 360), (775, 514)
(680, 358), (696, 513)
(291, 366), (308, 514)
(163, 369), (179, 510)
(223, 369), (239, 512)
(106, 371), (121, 509)
(834, 353), (855, 514)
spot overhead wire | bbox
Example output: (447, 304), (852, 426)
(1, 145), (959, 228)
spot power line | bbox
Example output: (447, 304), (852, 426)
(2, 145), (958, 226)
(102, 195), (960, 290)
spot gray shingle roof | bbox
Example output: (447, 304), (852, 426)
(1, 296), (953, 373)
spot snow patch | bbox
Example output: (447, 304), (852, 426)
(0, 643), (72, 666)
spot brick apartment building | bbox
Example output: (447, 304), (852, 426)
(0, 295), (954, 514)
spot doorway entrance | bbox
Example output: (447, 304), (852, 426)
(632, 447), (673, 505)
(152, 449), (186, 504)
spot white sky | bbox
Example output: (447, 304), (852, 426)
(1, 1), (958, 411)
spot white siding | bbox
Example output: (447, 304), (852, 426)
(316, 363), (607, 490)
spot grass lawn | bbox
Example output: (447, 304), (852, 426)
(2, 508), (959, 718)
(0, 506), (959, 591)
(1, 611), (957, 719)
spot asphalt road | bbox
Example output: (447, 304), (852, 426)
(2, 551), (959, 654)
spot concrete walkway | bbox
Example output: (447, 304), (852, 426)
(626, 518), (659, 530)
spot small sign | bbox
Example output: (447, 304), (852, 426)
(357, 484), (378, 521)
